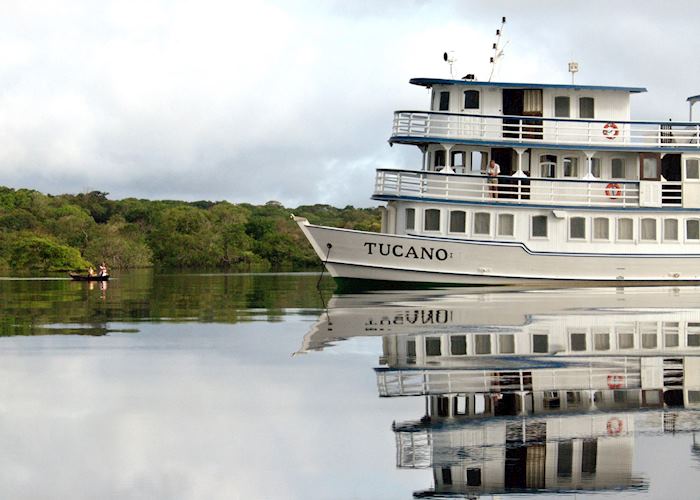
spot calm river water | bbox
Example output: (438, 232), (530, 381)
(1, 271), (699, 499)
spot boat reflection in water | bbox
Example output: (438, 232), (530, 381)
(303, 286), (700, 497)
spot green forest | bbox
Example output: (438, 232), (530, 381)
(0, 186), (381, 272)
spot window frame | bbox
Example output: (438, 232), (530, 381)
(423, 208), (442, 232)
(438, 91), (450, 111)
(539, 154), (557, 179)
(593, 217), (610, 241)
(579, 97), (595, 119)
(531, 215), (549, 239)
(405, 208), (416, 231)
(640, 217), (658, 242)
(473, 212), (491, 236)
(616, 217), (634, 242)
(685, 157), (700, 181)
(463, 90), (480, 110)
(563, 156), (579, 178)
(663, 218), (679, 242)
(568, 216), (587, 241)
(497, 213), (515, 238)
(554, 96), (571, 118)
(686, 218), (700, 242)
(448, 210), (467, 234)
(611, 158), (626, 179)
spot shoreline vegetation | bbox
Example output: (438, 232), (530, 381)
(0, 187), (381, 272)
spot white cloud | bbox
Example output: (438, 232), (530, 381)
(0, 0), (697, 206)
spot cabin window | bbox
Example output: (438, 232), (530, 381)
(686, 159), (700, 180)
(611, 158), (626, 179)
(563, 157), (579, 177)
(617, 218), (634, 241)
(449, 210), (466, 233)
(593, 217), (609, 240)
(407, 339), (416, 357)
(424, 209), (441, 231)
(425, 337), (441, 356)
(405, 208), (415, 231)
(497, 213), (514, 237)
(463, 90), (479, 109)
(450, 335), (467, 355)
(618, 332), (635, 349)
(434, 150), (446, 168)
(579, 97), (595, 119)
(641, 218), (657, 241)
(591, 158), (601, 178)
(687, 219), (700, 240)
(554, 96), (570, 118)
(664, 219), (679, 241)
(569, 217), (586, 239)
(539, 154), (557, 178)
(474, 212), (490, 235)
(439, 91), (450, 111)
(532, 215), (548, 238)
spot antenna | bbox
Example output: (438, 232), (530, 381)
(488, 17), (507, 82)
(568, 61), (579, 84)
(443, 51), (457, 78)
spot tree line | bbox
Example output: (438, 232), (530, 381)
(0, 187), (381, 272)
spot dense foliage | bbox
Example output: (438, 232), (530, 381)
(0, 187), (381, 271)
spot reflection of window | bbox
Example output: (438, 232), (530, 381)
(617, 218), (633, 241)
(687, 159), (700, 180)
(571, 333), (587, 351)
(532, 215), (548, 238)
(579, 97), (595, 119)
(593, 217), (609, 240)
(497, 213), (514, 237)
(407, 339), (416, 356)
(641, 218), (657, 241)
(540, 154), (557, 178)
(439, 91), (450, 111)
(474, 212), (490, 235)
(570, 217), (586, 239)
(424, 209), (441, 231)
(449, 211), (466, 233)
(426, 337), (441, 355)
(611, 158), (625, 179)
(563, 157), (579, 177)
(687, 219), (700, 240)
(475, 335), (491, 354)
(533, 334), (549, 353)
(450, 335), (467, 355)
(405, 208), (415, 230)
(499, 335), (515, 354)
(463, 90), (479, 109)
(441, 468), (453, 485)
(555, 96), (570, 117)
(664, 219), (679, 241)
(466, 468), (482, 487)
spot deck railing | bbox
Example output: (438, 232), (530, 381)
(374, 169), (642, 208)
(392, 111), (700, 149)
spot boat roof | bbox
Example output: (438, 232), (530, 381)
(410, 78), (647, 94)
(688, 94), (700, 103)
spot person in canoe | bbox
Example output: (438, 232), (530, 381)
(88, 266), (95, 277)
(99, 262), (108, 277)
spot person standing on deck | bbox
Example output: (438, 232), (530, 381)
(488, 159), (500, 198)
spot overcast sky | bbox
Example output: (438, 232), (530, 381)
(0, 0), (698, 207)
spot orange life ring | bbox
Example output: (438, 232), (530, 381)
(607, 374), (624, 389)
(607, 417), (623, 435)
(603, 122), (619, 140)
(605, 183), (622, 200)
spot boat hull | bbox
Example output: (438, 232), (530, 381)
(69, 273), (110, 282)
(295, 217), (700, 285)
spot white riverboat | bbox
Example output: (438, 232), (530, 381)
(295, 63), (700, 284)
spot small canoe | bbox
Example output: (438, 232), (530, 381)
(69, 273), (110, 282)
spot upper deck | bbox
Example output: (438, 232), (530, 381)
(391, 78), (700, 152)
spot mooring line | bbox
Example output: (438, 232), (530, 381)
(316, 242), (333, 291)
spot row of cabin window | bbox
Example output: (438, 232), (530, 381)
(436, 91), (595, 119)
(540, 155), (625, 179)
(406, 208), (516, 236)
(418, 330), (700, 357)
(406, 207), (700, 242)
